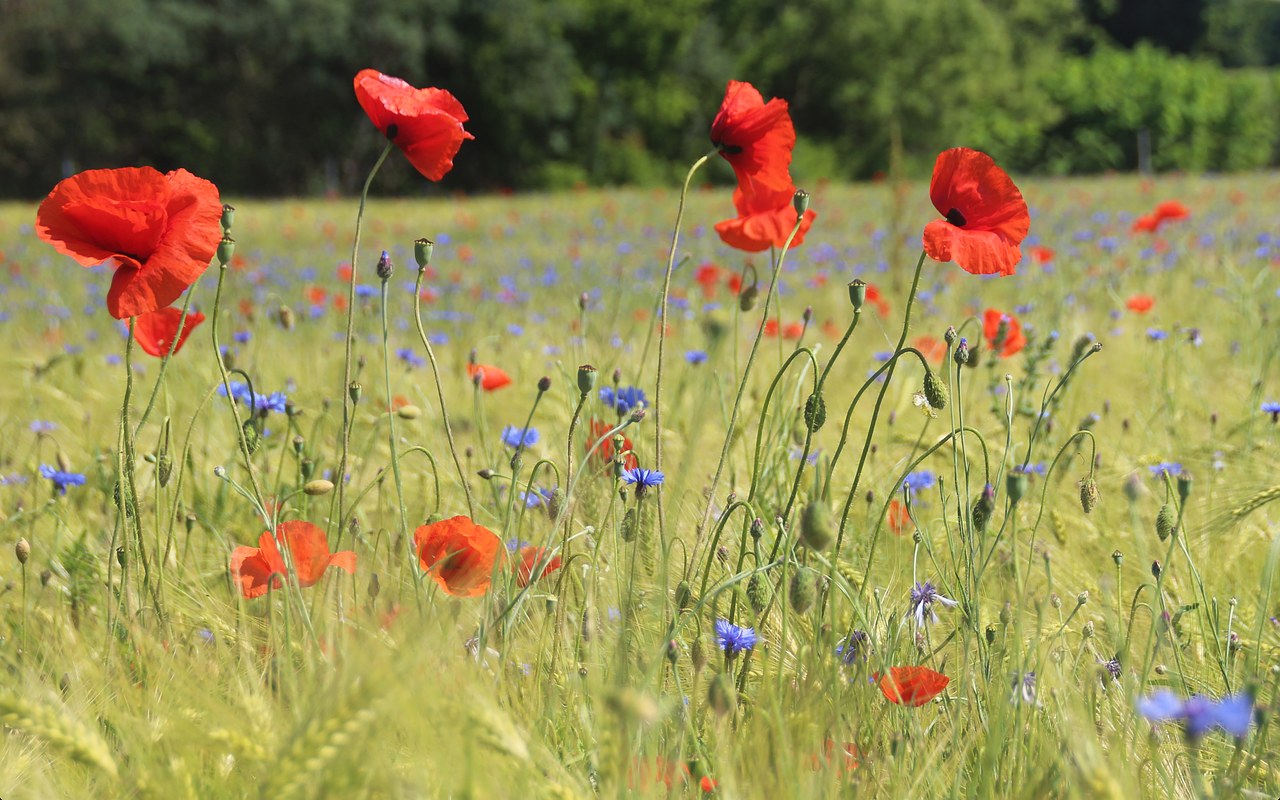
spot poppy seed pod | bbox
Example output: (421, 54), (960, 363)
(217, 236), (235, 267)
(304, 479), (334, 496)
(923, 372), (949, 410)
(1080, 476), (1100, 514)
(220, 204), (235, 233)
(1177, 472), (1193, 504)
(577, 364), (597, 395)
(1006, 470), (1029, 504)
(349, 382), (362, 405)
(789, 568), (816, 614)
(848, 279), (867, 310)
(185, 514), (197, 533)
(300, 458), (315, 479)
(414, 238), (434, 269)
(738, 283), (759, 311)
(1156, 503), (1176, 541)
(800, 501), (835, 551)
(804, 392), (826, 432)
(292, 435), (305, 456)
(15, 538), (30, 565)
(793, 189), (810, 216)
(708, 672), (737, 716)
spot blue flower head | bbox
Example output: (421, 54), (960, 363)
(1137, 690), (1252, 738)
(715, 619), (757, 655)
(685, 350), (708, 365)
(1148, 462), (1183, 479)
(1261, 401), (1280, 418)
(599, 385), (649, 415)
(39, 464), (86, 495)
(500, 425), (540, 449)
(1146, 328), (1169, 341)
(396, 348), (426, 368)
(621, 467), (664, 498)
(902, 470), (936, 497)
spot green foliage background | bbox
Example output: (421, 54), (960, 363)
(1, 0), (1278, 196)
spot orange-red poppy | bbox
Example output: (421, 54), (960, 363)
(922, 148), (1029, 277)
(693, 262), (722, 297)
(230, 521), (356, 599)
(515, 546), (562, 588)
(414, 516), (503, 597)
(700, 776), (718, 792)
(1131, 200), (1189, 234)
(727, 272), (743, 294)
(783, 321), (805, 339)
(982, 308), (1026, 358)
(864, 283), (891, 316)
(36, 167), (223, 319)
(715, 183), (816, 253)
(353, 69), (473, 182)
(1029, 245), (1056, 265)
(709, 80), (795, 195)
(762, 319), (780, 337)
(887, 499), (911, 536)
(467, 362), (512, 391)
(1126, 294), (1155, 314)
(628, 757), (689, 790)
(877, 665), (949, 706)
(913, 336), (947, 364)
(587, 420), (638, 470)
(134, 306), (206, 358)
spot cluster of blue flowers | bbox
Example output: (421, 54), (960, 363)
(217, 381), (289, 414)
(599, 385), (648, 415)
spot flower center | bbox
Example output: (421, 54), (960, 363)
(945, 207), (967, 227)
(714, 140), (743, 156)
(385, 123), (399, 141)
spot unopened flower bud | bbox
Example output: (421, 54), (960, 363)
(304, 479), (334, 496)
(537, 376), (552, 393)
(15, 538), (30, 565)
(1082, 621), (1094, 638)
(477, 468), (495, 481)
(1006, 469), (1029, 504)
(278, 305), (295, 330)
(739, 283), (758, 311)
(397, 404), (421, 420)
(923, 372), (949, 410)
(1152, 560), (1162, 579)
(1050, 592), (1062, 608)
(944, 326), (957, 345)
(800, 501), (835, 551)
(376, 250), (393, 280)
(1156, 503), (1176, 542)
(954, 338), (970, 365)
(749, 518), (764, 541)
(675, 581), (693, 610)
(578, 291), (589, 311)
(1076, 591), (1089, 606)
(789, 568), (816, 614)
(972, 483), (996, 532)
(708, 672), (737, 716)
(1079, 476), (1099, 514)
(802, 305), (813, 323)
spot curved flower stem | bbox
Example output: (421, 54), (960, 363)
(133, 286), (194, 443)
(1019, 342), (1103, 471)
(333, 140), (394, 542)
(1023, 430), (1097, 576)
(399, 446), (442, 515)
(691, 213), (806, 576)
(746, 348), (818, 504)
(411, 268), (475, 518)
(209, 265), (267, 508)
(653, 151), (714, 542)
(379, 279), (410, 541)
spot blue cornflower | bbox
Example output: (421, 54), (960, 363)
(218, 382), (288, 413)
(29, 420), (56, 434)
(500, 425), (540, 449)
(621, 467), (664, 498)
(233, 330), (252, 344)
(354, 284), (379, 299)
(396, 347), (426, 368)
(1261, 401), (1280, 421)
(873, 351), (894, 362)
(39, 464), (86, 495)
(1149, 462), (1183, 478)
(599, 385), (648, 414)
(908, 581), (958, 628)
(428, 332), (449, 345)
(1146, 328), (1169, 341)
(902, 470), (936, 496)
(685, 350), (708, 365)
(1012, 672), (1038, 705)
(1137, 691), (1252, 738)
(517, 487), (556, 509)
(714, 619), (757, 655)
(837, 630), (872, 665)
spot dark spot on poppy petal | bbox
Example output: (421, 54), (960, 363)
(718, 143), (743, 156)
(385, 124), (399, 141)
(945, 207), (966, 227)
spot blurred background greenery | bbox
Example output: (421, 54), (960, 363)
(2, 0), (1279, 197)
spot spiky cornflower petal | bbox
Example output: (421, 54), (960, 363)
(907, 581), (958, 628)
(714, 619), (757, 655)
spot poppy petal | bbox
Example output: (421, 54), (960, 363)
(354, 70), (473, 182)
(133, 307), (206, 358)
(879, 665), (949, 706)
(36, 167), (170, 268)
(414, 515), (503, 597)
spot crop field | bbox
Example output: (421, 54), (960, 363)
(1, 170), (1280, 799)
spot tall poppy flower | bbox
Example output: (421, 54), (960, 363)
(922, 148), (1029, 277)
(230, 521), (356, 599)
(134, 307), (206, 357)
(515, 546), (562, 588)
(709, 81), (795, 195)
(1126, 294), (1155, 314)
(982, 308), (1026, 358)
(715, 184), (816, 253)
(354, 69), (473, 181)
(878, 666), (949, 706)
(36, 167), (222, 319)
(414, 515), (503, 597)
(467, 362), (512, 391)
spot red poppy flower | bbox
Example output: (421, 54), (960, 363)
(413, 515), (504, 598)
(877, 665), (949, 706)
(467, 362), (512, 391)
(515, 546), (562, 588)
(783, 321), (805, 339)
(1126, 294), (1155, 314)
(811, 739), (861, 772)
(922, 148), (1029, 277)
(762, 319), (780, 337)
(353, 69), (473, 182)
(982, 308), (1026, 357)
(36, 167), (223, 319)
(913, 336), (947, 364)
(693, 262), (722, 298)
(715, 184), (816, 253)
(587, 420), (638, 470)
(1131, 200), (1189, 234)
(865, 283), (891, 316)
(709, 80), (795, 195)
(727, 272), (743, 294)
(134, 307), (206, 358)
(628, 757), (689, 790)
(1029, 245), (1055, 265)
(700, 776), (718, 792)
(230, 521), (357, 599)
(887, 499), (911, 536)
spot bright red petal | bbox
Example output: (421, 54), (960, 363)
(414, 516), (503, 597)
(923, 219), (1021, 277)
(354, 69), (473, 182)
(982, 308), (1025, 357)
(710, 81), (795, 194)
(279, 520), (340, 587)
(879, 666), (949, 706)
(924, 148), (1028, 276)
(36, 167), (169, 270)
(515, 546), (562, 588)
(133, 307), (206, 358)
(229, 531), (286, 599)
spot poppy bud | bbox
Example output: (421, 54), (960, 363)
(789, 568), (816, 614)
(305, 479), (334, 496)
(866, 489), (875, 504)
(349, 382), (362, 405)
(708, 672), (737, 716)
(367, 573), (381, 601)
(157, 452), (172, 488)
(1006, 470), (1028, 505)
(1177, 472), (1193, 505)
(802, 305), (813, 323)
(1080, 476), (1099, 514)
(300, 458), (315, 479)
(185, 514), (196, 533)
(414, 238), (434, 269)
(577, 364), (597, 395)
(477, 468), (495, 481)
(217, 236), (235, 267)
(620, 507), (637, 542)
(800, 501), (835, 551)
(40, 568), (52, 586)
(548, 487), (567, 520)
(1000, 601), (1012, 625)
(1156, 503), (1176, 542)
(397, 405), (421, 420)
(537, 375), (552, 393)
(691, 637), (707, 673)
(220, 204), (235, 233)
(240, 419), (261, 456)
(15, 538), (30, 565)
(944, 326), (957, 345)
(666, 639), (680, 666)
(804, 392), (826, 432)
(954, 338), (969, 366)
(675, 580), (693, 610)
(1124, 473), (1142, 502)
(746, 574), (769, 614)
(278, 305), (295, 331)
(1151, 560), (1162, 579)
(717, 545), (729, 564)
(848, 279), (867, 310)
(509, 451), (522, 474)
(972, 483), (995, 532)
(739, 283), (759, 311)
(923, 372), (949, 410)
(376, 250), (393, 280)
(793, 189), (810, 216)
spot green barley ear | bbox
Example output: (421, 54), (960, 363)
(0, 689), (118, 778)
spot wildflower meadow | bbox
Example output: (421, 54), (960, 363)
(2, 71), (1280, 799)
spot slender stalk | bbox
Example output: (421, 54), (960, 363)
(379, 278), (409, 539)
(133, 286), (194, 442)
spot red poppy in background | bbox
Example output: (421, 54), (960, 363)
(810, 739), (861, 772)
(887, 499), (911, 536)
(353, 69), (473, 182)
(913, 336), (947, 364)
(1126, 294), (1155, 314)
(36, 167), (222, 319)
(982, 308), (1026, 357)
(922, 148), (1029, 277)
(628, 757), (689, 790)
(715, 184), (816, 252)
(466, 362), (512, 391)
(134, 307), (206, 358)
(230, 521), (356, 599)
(878, 666), (949, 706)
(515, 546), (562, 588)
(1029, 245), (1056, 265)
(700, 776), (718, 792)
(414, 515), (504, 598)
(783, 321), (805, 339)
(587, 420), (638, 470)
(1131, 200), (1189, 234)
(693, 262), (722, 297)
(762, 319), (780, 337)
(864, 283), (891, 316)
(709, 80), (795, 195)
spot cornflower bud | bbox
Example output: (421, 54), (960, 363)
(375, 250), (393, 280)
